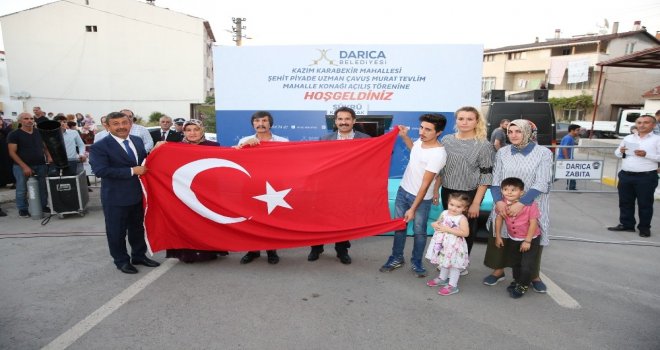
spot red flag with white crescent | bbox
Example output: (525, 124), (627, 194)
(141, 129), (405, 252)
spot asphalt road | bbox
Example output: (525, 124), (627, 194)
(1, 186), (659, 350)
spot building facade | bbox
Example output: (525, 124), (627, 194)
(0, 0), (215, 120)
(482, 23), (660, 122)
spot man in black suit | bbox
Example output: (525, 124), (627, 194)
(149, 115), (183, 146)
(90, 111), (160, 274)
(308, 107), (371, 265)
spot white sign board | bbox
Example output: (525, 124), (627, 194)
(555, 160), (604, 179)
(214, 45), (482, 112)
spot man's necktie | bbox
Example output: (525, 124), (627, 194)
(161, 131), (166, 141)
(123, 139), (137, 164)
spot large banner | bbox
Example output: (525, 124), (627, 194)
(142, 130), (406, 252)
(214, 44), (483, 177)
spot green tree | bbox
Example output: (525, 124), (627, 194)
(148, 111), (164, 124)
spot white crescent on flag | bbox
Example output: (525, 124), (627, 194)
(172, 158), (251, 224)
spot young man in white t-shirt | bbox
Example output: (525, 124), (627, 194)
(380, 114), (447, 277)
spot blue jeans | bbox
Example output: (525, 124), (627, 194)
(13, 164), (48, 211)
(390, 187), (432, 263)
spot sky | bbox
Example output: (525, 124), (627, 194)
(0, 0), (659, 49)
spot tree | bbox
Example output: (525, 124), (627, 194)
(148, 111), (164, 124)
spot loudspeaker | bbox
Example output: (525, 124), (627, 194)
(37, 120), (68, 169)
(491, 90), (505, 102)
(534, 89), (548, 102)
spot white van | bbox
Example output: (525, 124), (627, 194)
(616, 109), (656, 136)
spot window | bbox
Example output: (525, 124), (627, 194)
(561, 48), (571, 56)
(481, 77), (496, 92)
(483, 55), (495, 62)
(481, 77), (497, 102)
(563, 109), (586, 121)
(625, 42), (636, 55)
(507, 52), (526, 60)
(85, 25), (98, 32)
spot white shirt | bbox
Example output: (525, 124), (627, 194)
(400, 139), (447, 200)
(62, 129), (86, 160)
(110, 134), (138, 164)
(130, 124), (154, 152)
(237, 133), (289, 146)
(94, 130), (109, 143)
(615, 132), (660, 172)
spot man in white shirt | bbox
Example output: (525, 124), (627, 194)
(235, 111), (288, 265)
(94, 116), (109, 143)
(236, 110), (288, 148)
(120, 109), (154, 152)
(608, 114), (660, 237)
(380, 114), (447, 277)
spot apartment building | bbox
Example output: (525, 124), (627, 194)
(482, 22), (660, 122)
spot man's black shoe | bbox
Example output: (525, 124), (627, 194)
(132, 257), (160, 267)
(118, 263), (138, 274)
(607, 225), (635, 232)
(240, 251), (260, 264)
(639, 229), (651, 237)
(308, 248), (324, 261)
(337, 253), (352, 265)
(266, 250), (279, 264)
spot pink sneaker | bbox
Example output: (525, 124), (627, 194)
(426, 278), (449, 287)
(438, 285), (460, 296)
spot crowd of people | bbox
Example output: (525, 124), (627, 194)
(1, 105), (658, 301)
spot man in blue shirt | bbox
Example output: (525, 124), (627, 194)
(557, 124), (580, 190)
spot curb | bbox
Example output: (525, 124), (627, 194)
(602, 176), (617, 187)
(603, 175), (660, 200)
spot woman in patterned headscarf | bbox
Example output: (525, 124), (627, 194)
(153, 119), (225, 262)
(482, 119), (553, 296)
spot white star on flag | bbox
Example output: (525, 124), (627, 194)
(253, 182), (292, 214)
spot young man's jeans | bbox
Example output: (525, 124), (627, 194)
(12, 164), (48, 211)
(389, 187), (432, 263)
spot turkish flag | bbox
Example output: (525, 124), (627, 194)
(141, 129), (405, 252)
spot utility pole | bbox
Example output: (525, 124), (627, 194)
(232, 17), (247, 46)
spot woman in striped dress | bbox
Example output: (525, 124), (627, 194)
(433, 106), (494, 261)
(482, 119), (552, 293)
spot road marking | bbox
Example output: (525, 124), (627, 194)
(541, 272), (581, 309)
(41, 259), (178, 350)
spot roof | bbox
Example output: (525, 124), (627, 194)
(596, 46), (660, 69)
(485, 30), (660, 54)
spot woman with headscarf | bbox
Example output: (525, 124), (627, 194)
(482, 119), (553, 295)
(154, 119), (227, 262)
(432, 106), (494, 270)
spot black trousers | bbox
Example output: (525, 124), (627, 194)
(311, 241), (351, 254)
(441, 187), (479, 255)
(617, 170), (658, 230)
(103, 202), (147, 267)
(508, 236), (541, 286)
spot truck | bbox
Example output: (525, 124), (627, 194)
(486, 101), (556, 146)
(574, 109), (655, 138)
